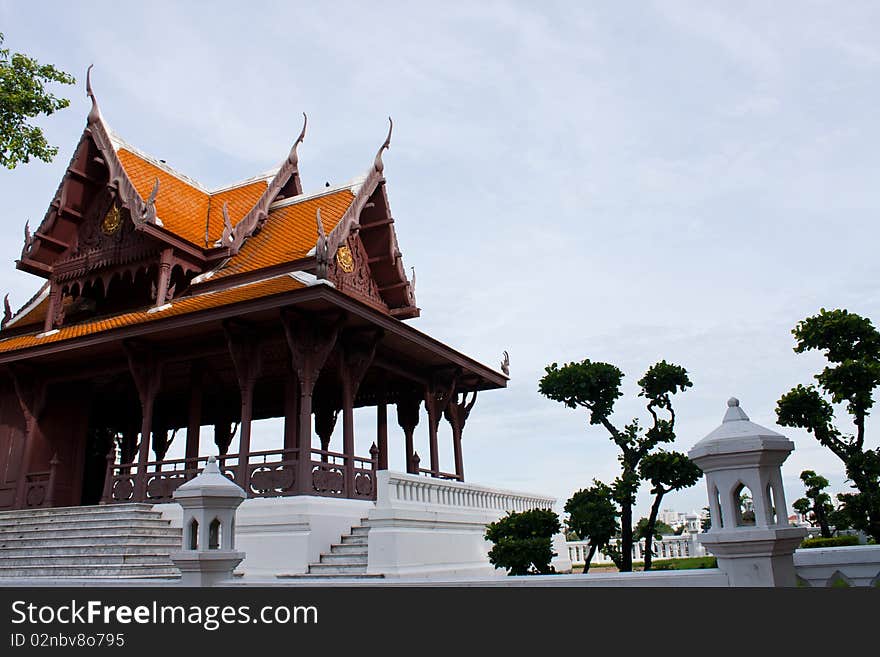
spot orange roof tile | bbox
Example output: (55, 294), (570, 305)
(117, 150), (269, 247)
(211, 187), (355, 280)
(117, 149), (210, 245)
(0, 275), (305, 354)
(207, 181), (270, 245)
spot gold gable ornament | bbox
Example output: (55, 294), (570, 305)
(101, 205), (122, 235)
(336, 245), (355, 273)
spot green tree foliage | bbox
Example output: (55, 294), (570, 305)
(776, 309), (880, 542)
(634, 517), (674, 540)
(0, 33), (75, 169)
(701, 506), (711, 532)
(637, 450), (702, 570)
(484, 508), (561, 576)
(565, 481), (619, 573)
(793, 470), (835, 538)
(540, 359), (693, 572)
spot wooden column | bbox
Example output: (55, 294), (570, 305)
(282, 311), (341, 496)
(424, 374), (455, 477)
(42, 281), (63, 334)
(152, 427), (175, 463)
(154, 248), (174, 307)
(377, 403), (388, 470)
(124, 342), (162, 502)
(339, 331), (380, 497)
(396, 395), (421, 474)
(314, 402), (339, 462)
(10, 368), (47, 509)
(444, 391), (477, 481)
(185, 362), (203, 466)
(214, 419), (235, 456)
(282, 373), (299, 451)
(224, 321), (262, 491)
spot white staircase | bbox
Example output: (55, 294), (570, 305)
(291, 518), (383, 579)
(0, 504), (181, 578)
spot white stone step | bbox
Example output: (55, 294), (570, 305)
(0, 518), (171, 533)
(0, 533), (180, 549)
(0, 503), (154, 519)
(0, 554), (174, 567)
(318, 553), (368, 566)
(0, 526), (180, 541)
(0, 543), (180, 557)
(0, 511), (164, 527)
(0, 564), (180, 578)
(340, 534), (368, 545)
(0, 506), (162, 525)
(307, 563), (369, 575)
(277, 572), (384, 580)
(328, 543), (368, 555)
(349, 526), (370, 536)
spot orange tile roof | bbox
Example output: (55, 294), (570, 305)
(211, 187), (355, 280)
(207, 181), (270, 245)
(117, 150), (268, 247)
(0, 275), (304, 354)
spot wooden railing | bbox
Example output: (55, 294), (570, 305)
(102, 445), (379, 504)
(23, 454), (60, 509)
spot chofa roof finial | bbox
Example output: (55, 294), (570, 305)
(315, 207), (329, 278)
(2, 294), (11, 329)
(86, 64), (100, 124)
(287, 112), (307, 167)
(373, 117), (393, 174)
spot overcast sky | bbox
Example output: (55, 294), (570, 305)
(2, 1), (880, 520)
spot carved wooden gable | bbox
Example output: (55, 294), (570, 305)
(53, 195), (158, 286)
(328, 233), (388, 313)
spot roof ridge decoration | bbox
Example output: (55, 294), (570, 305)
(227, 113), (307, 251)
(84, 66), (159, 228)
(18, 67), (161, 268)
(319, 118), (394, 278)
(315, 207), (329, 278)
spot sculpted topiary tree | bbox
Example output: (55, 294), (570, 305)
(540, 359), (693, 572)
(484, 508), (561, 576)
(565, 481), (619, 573)
(776, 309), (880, 542)
(638, 450), (702, 570)
(793, 470), (834, 538)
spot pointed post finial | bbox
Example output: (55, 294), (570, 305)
(220, 202), (234, 244)
(287, 112), (308, 167)
(373, 117), (393, 173)
(86, 65), (100, 124)
(315, 207), (329, 278)
(2, 294), (11, 329)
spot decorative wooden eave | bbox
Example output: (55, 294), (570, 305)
(225, 114), (308, 252)
(319, 119), (419, 319)
(15, 68), (218, 280)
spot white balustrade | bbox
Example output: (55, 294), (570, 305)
(566, 534), (707, 566)
(379, 471), (555, 515)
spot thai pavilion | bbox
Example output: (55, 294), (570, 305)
(0, 74), (564, 579)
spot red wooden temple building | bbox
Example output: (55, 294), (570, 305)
(0, 73), (507, 512)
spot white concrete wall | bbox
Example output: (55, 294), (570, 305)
(794, 544), (880, 587)
(366, 471), (572, 578)
(154, 496), (373, 576)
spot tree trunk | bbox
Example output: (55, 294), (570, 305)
(583, 544), (597, 574)
(620, 502), (633, 572)
(815, 501), (832, 539)
(644, 492), (665, 571)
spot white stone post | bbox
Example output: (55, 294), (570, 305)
(170, 456), (246, 586)
(689, 398), (807, 587)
